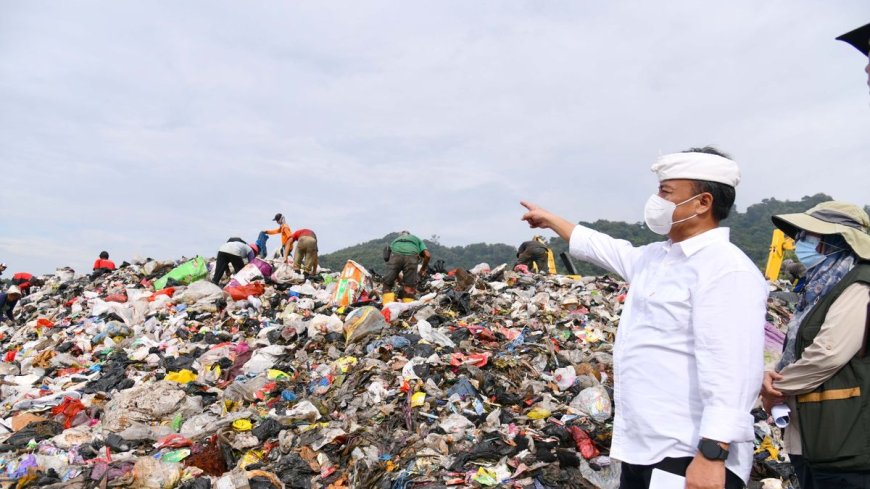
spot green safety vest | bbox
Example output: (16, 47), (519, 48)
(795, 262), (870, 470)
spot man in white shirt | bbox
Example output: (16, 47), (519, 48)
(521, 147), (768, 489)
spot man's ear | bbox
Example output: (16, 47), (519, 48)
(696, 192), (714, 216)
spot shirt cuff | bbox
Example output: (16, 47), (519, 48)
(699, 406), (754, 443)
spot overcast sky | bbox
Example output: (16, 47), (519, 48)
(1, 1), (868, 275)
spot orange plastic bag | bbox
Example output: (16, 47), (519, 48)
(36, 318), (54, 329)
(148, 287), (176, 302)
(224, 283), (265, 301)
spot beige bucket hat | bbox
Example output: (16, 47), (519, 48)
(772, 201), (870, 260)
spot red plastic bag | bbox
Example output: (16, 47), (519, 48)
(568, 426), (600, 459)
(224, 283), (265, 301)
(449, 352), (491, 368)
(51, 396), (86, 429)
(148, 287), (176, 302)
(104, 293), (128, 303)
(155, 433), (193, 449)
(36, 318), (54, 329)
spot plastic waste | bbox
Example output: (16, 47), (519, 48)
(224, 283), (265, 301)
(570, 384), (613, 423)
(153, 256), (208, 290)
(553, 366), (577, 391)
(179, 280), (225, 304)
(165, 369), (198, 384)
(131, 457), (182, 489)
(331, 260), (372, 308)
(343, 306), (386, 344)
(0, 248), (794, 488)
(416, 319), (455, 347)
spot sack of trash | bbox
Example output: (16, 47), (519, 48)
(153, 256), (208, 290)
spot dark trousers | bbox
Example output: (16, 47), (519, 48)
(383, 253), (420, 289)
(620, 457), (744, 489)
(791, 454), (870, 489)
(212, 252), (245, 284)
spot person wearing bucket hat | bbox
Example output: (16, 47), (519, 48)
(263, 213), (293, 261)
(836, 22), (870, 93)
(0, 286), (22, 323)
(761, 201), (870, 489)
(521, 146), (768, 489)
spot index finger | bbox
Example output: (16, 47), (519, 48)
(520, 201), (538, 212)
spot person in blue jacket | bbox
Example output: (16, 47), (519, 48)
(0, 285), (22, 323)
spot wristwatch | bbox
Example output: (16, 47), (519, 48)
(697, 438), (729, 461)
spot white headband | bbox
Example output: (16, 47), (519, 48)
(651, 152), (741, 187)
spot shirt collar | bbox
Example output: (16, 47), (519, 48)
(672, 227), (730, 258)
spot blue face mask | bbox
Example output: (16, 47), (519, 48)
(795, 235), (825, 269)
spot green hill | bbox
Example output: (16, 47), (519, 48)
(319, 233), (518, 276)
(321, 193), (856, 276)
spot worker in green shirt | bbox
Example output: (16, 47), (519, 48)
(382, 231), (431, 302)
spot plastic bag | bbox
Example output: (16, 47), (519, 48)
(226, 262), (265, 288)
(553, 366), (577, 391)
(343, 306), (386, 344)
(331, 260), (373, 308)
(54, 267), (75, 283)
(131, 457), (182, 489)
(224, 283), (265, 301)
(578, 457), (621, 489)
(178, 280), (225, 304)
(272, 263), (303, 284)
(241, 345), (285, 376)
(249, 257), (273, 279)
(416, 319), (455, 347)
(570, 384), (612, 423)
(153, 256), (208, 290)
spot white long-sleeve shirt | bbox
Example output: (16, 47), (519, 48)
(219, 241), (253, 258)
(569, 225), (768, 482)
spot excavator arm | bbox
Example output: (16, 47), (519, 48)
(764, 229), (795, 281)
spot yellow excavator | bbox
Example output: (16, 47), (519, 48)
(764, 229), (796, 281)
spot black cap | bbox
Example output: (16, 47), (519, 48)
(273, 213), (283, 222)
(836, 23), (870, 56)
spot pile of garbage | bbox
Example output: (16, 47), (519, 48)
(0, 256), (797, 488)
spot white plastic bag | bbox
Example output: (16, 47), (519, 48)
(416, 319), (455, 348)
(272, 263), (304, 284)
(178, 280), (224, 304)
(570, 384), (612, 423)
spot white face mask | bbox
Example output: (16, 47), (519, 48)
(644, 193), (702, 235)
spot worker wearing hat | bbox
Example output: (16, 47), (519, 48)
(0, 285), (22, 323)
(522, 146), (768, 489)
(837, 22), (870, 93)
(263, 213), (293, 261)
(761, 201), (870, 489)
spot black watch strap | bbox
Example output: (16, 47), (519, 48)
(697, 438), (729, 461)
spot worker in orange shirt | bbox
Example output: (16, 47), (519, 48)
(11, 272), (43, 296)
(93, 251), (116, 272)
(263, 213), (293, 261)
